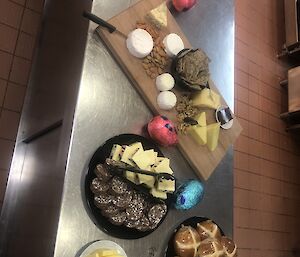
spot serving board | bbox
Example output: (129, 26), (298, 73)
(96, 0), (242, 180)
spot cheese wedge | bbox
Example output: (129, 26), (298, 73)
(153, 158), (173, 174)
(157, 178), (175, 192)
(188, 125), (207, 146)
(132, 149), (156, 169)
(192, 88), (221, 109)
(121, 142), (143, 165)
(109, 144), (123, 161)
(150, 187), (167, 199)
(146, 2), (167, 29)
(194, 112), (207, 126)
(206, 122), (220, 151)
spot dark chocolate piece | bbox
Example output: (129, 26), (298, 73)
(109, 212), (127, 226)
(110, 176), (128, 195)
(94, 164), (112, 182)
(90, 177), (110, 194)
(94, 194), (113, 209)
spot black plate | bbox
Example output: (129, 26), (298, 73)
(164, 216), (225, 257)
(85, 133), (168, 239)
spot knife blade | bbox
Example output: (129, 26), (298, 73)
(83, 11), (127, 39)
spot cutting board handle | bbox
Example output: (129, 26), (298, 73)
(83, 11), (116, 33)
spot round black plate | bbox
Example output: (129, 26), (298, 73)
(85, 134), (167, 239)
(164, 216), (225, 257)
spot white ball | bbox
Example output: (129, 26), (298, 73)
(163, 33), (184, 57)
(157, 91), (177, 110)
(156, 73), (175, 91)
(126, 28), (153, 58)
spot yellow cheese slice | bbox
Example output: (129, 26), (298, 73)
(157, 178), (175, 192)
(194, 112), (206, 126)
(125, 171), (139, 184)
(150, 187), (167, 199)
(132, 149), (156, 169)
(109, 144), (123, 161)
(138, 174), (155, 188)
(188, 125), (207, 146)
(87, 249), (120, 257)
(153, 158), (173, 174)
(206, 122), (220, 151)
(146, 2), (167, 29)
(121, 142), (143, 165)
(192, 88), (221, 109)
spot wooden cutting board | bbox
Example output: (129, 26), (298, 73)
(96, 0), (242, 180)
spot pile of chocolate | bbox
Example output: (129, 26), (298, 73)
(90, 164), (167, 232)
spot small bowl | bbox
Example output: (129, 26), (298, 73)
(164, 216), (225, 257)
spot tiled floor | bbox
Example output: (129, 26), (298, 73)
(234, 0), (300, 256)
(0, 0), (300, 255)
(0, 0), (43, 210)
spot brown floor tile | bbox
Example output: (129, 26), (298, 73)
(0, 138), (14, 169)
(0, 24), (18, 54)
(15, 32), (36, 60)
(0, 169), (9, 201)
(234, 151), (249, 171)
(4, 82), (26, 112)
(0, 0), (23, 28)
(0, 79), (8, 107)
(0, 109), (20, 140)
(0, 50), (13, 80)
(21, 8), (41, 35)
(235, 68), (249, 88)
(236, 84), (249, 103)
(9, 56), (31, 85)
(26, 0), (44, 13)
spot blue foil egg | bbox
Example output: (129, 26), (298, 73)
(174, 180), (204, 210)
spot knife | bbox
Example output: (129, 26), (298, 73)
(83, 11), (127, 39)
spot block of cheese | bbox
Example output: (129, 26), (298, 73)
(125, 171), (139, 184)
(109, 144), (123, 161)
(157, 178), (175, 192)
(150, 187), (167, 199)
(138, 174), (155, 188)
(132, 149), (156, 169)
(194, 112), (206, 126)
(206, 122), (220, 151)
(153, 157), (173, 174)
(188, 125), (207, 146)
(126, 29), (153, 58)
(121, 142), (143, 165)
(146, 2), (167, 29)
(192, 88), (221, 109)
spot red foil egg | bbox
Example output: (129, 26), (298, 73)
(172, 0), (197, 12)
(147, 115), (178, 147)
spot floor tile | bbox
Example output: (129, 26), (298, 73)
(26, 0), (44, 13)
(0, 0), (23, 28)
(15, 32), (36, 60)
(0, 51), (13, 80)
(0, 79), (8, 107)
(4, 82), (26, 112)
(21, 8), (41, 35)
(0, 109), (20, 140)
(0, 24), (18, 54)
(0, 138), (14, 169)
(9, 56), (31, 85)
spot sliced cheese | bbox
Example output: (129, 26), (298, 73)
(157, 178), (175, 192)
(206, 122), (220, 151)
(109, 144), (123, 161)
(192, 88), (221, 109)
(188, 125), (207, 146)
(150, 187), (167, 199)
(153, 158), (173, 174)
(125, 171), (139, 184)
(138, 174), (155, 188)
(132, 149), (156, 169)
(194, 112), (207, 126)
(146, 2), (167, 29)
(121, 142), (143, 165)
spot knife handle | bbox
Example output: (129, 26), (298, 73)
(83, 11), (116, 33)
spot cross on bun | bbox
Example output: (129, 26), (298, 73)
(196, 220), (222, 241)
(174, 225), (201, 257)
(220, 236), (237, 257)
(197, 238), (226, 257)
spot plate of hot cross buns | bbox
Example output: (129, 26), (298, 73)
(164, 217), (237, 257)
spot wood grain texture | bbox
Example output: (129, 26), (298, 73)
(96, 0), (242, 180)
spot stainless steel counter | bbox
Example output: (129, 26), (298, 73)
(53, 1), (234, 257)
